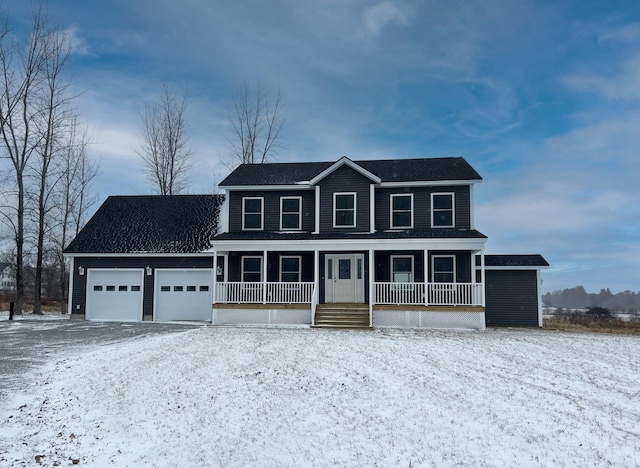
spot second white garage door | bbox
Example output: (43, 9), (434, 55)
(154, 269), (213, 322)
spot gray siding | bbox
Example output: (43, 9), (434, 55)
(227, 252), (314, 282)
(485, 270), (540, 327)
(318, 165), (372, 233)
(71, 256), (213, 320)
(375, 185), (471, 231)
(228, 190), (315, 232)
(374, 251), (425, 282)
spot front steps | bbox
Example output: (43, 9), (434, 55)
(313, 303), (371, 329)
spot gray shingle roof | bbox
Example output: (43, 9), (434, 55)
(478, 255), (549, 267)
(219, 157), (481, 186)
(64, 195), (223, 254)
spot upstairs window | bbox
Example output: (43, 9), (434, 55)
(391, 256), (413, 282)
(432, 256), (455, 283)
(280, 256), (301, 282)
(431, 193), (454, 228)
(390, 194), (413, 229)
(280, 196), (302, 230)
(242, 197), (263, 230)
(334, 193), (356, 227)
(242, 256), (262, 282)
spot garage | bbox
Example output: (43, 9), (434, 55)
(86, 269), (144, 321)
(154, 269), (213, 322)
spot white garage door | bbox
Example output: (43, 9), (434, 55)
(154, 269), (213, 322)
(86, 269), (144, 321)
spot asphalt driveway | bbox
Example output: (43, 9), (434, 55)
(0, 318), (200, 403)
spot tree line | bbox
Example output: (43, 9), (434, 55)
(1, 5), (286, 314)
(543, 286), (640, 313)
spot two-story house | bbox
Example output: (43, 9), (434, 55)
(64, 156), (548, 329)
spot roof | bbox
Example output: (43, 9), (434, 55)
(478, 254), (549, 268)
(64, 195), (223, 254)
(219, 157), (482, 186)
(213, 229), (488, 242)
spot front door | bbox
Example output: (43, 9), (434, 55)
(325, 254), (364, 303)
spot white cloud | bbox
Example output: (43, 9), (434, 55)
(598, 22), (640, 43)
(62, 25), (90, 56)
(363, 2), (408, 35)
(562, 55), (640, 101)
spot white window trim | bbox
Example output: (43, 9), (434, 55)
(391, 255), (414, 283)
(280, 196), (302, 231)
(280, 255), (302, 282)
(431, 192), (455, 228)
(242, 197), (264, 231)
(241, 256), (263, 282)
(333, 192), (357, 228)
(431, 255), (456, 283)
(390, 193), (414, 229)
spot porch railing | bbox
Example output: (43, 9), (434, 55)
(215, 282), (314, 304)
(374, 282), (484, 306)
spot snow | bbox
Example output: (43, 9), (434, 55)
(1, 327), (639, 467)
(0, 311), (69, 321)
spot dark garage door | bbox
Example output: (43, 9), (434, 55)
(485, 270), (540, 327)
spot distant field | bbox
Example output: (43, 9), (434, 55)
(1, 326), (639, 467)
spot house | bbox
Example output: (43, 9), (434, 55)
(0, 262), (15, 292)
(64, 156), (548, 328)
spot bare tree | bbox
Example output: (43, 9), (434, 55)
(0, 5), (56, 314)
(52, 119), (97, 313)
(225, 81), (286, 168)
(135, 83), (191, 195)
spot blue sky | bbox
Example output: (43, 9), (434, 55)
(8, 1), (640, 294)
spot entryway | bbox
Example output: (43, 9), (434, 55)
(325, 254), (365, 303)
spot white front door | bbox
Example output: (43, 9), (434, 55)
(325, 254), (364, 303)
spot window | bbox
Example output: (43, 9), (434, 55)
(280, 196), (302, 230)
(174, 286), (184, 292)
(187, 285), (196, 292)
(131, 285), (141, 292)
(242, 197), (263, 230)
(432, 256), (455, 283)
(432, 193), (454, 227)
(93, 285), (103, 291)
(106, 285), (115, 291)
(118, 285), (128, 291)
(391, 256), (413, 283)
(280, 256), (301, 282)
(242, 256), (262, 282)
(160, 286), (170, 292)
(334, 193), (356, 227)
(390, 194), (413, 229)
(199, 285), (209, 292)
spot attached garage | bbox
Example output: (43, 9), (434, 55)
(480, 255), (549, 327)
(86, 269), (144, 321)
(154, 269), (213, 322)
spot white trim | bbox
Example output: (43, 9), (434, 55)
(431, 192), (455, 228)
(280, 196), (303, 231)
(431, 255), (456, 283)
(333, 192), (357, 228)
(390, 255), (414, 282)
(220, 184), (314, 191)
(379, 180), (481, 188)
(65, 252), (214, 258)
(314, 185), (320, 234)
(309, 156), (382, 185)
(242, 196), (264, 231)
(390, 193), (414, 229)
(280, 255), (302, 282)
(241, 255), (263, 282)
(67, 257), (74, 315)
(483, 265), (550, 270)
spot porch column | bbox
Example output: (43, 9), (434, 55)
(212, 250), (217, 304)
(480, 250), (486, 307)
(262, 250), (268, 304)
(368, 249), (374, 327)
(67, 256), (74, 315)
(424, 249), (429, 306)
(312, 249), (319, 326)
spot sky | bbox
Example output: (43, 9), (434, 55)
(6, 0), (640, 294)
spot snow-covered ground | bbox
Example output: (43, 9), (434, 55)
(0, 311), (69, 321)
(1, 327), (639, 467)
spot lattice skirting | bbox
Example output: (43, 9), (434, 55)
(373, 310), (485, 330)
(212, 308), (312, 326)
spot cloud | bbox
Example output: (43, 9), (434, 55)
(62, 25), (90, 56)
(598, 22), (640, 43)
(562, 56), (640, 100)
(363, 2), (408, 35)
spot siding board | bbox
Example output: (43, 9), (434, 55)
(318, 165), (372, 233)
(485, 270), (539, 327)
(228, 190), (315, 232)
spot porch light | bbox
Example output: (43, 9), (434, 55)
(78, 266), (84, 276)
(146, 266), (152, 276)
(216, 266), (223, 276)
